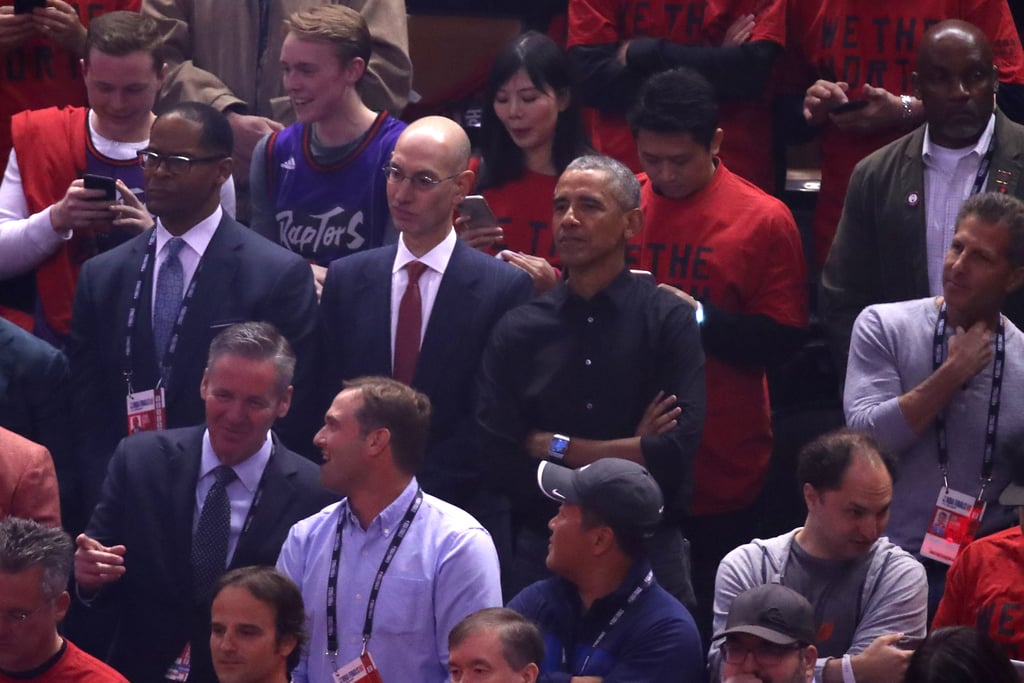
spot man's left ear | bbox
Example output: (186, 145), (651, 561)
(623, 207), (643, 241)
(455, 168), (475, 199)
(276, 385), (294, 419)
(215, 156), (234, 186)
(344, 57), (367, 85)
(709, 128), (724, 157)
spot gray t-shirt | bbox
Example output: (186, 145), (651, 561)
(783, 540), (873, 658)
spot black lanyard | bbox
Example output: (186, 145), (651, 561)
(563, 570), (653, 676)
(326, 487), (423, 660)
(931, 301), (1004, 494)
(970, 142), (995, 196)
(123, 230), (205, 392)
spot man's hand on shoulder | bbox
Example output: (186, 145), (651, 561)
(75, 533), (127, 592)
(226, 112), (284, 189)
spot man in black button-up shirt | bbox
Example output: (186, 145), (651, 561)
(477, 154), (706, 603)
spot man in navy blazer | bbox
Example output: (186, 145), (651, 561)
(69, 103), (319, 520)
(73, 322), (336, 683)
(320, 116), (532, 523)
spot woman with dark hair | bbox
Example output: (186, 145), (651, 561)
(460, 30), (591, 292)
(904, 626), (1017, 683)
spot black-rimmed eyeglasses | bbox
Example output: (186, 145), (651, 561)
(139, 150), (227, 174)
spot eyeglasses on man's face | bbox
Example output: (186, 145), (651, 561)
(722, 640), (805, 666)
(139, 150), (227, 174)
(382, 164), (460, 191)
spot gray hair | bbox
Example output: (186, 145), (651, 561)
(564, 155), (641, 211)
(0, 517), (73, 599)
(206, 322), (295, 395)
(956, 192), (1024, 269)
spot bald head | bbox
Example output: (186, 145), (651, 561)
(918, 20), (993, 70)
(913, 19), (997, 150)
(386, 116), (475, 254)
(396, 116), (472, 176)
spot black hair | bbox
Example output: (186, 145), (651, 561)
(628, 67), (718, 147)
(905, 626), (1017, 683)
(157, 101), (234, 158)
(478, 31), (591, 189)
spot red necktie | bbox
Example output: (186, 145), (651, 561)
(393, 261), (428, 385)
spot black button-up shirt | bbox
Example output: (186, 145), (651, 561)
(477, 269), (706, 530)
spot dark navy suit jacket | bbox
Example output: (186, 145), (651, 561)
(80, 425), (336, 683)
(319, 238), (533, 509)
(69, 215), (319, 516)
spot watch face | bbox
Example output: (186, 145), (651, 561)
(549, 436), (570, 459)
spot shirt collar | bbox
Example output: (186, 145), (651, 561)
(155, 205), (223, 257)
(922, 113), (996, 160)
(342, 477), (420, 531)
(557, 559), (654, 616)
(392, 228), (457, 277)
(558, 268), (636, 312)
(199, 428), (272, 493)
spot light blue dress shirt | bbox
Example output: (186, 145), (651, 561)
(277, 478), (502, 683)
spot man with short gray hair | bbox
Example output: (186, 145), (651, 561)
(478, 154), (706, 601)
(0, 516), (127, 681)
(72, 321), (335, 683)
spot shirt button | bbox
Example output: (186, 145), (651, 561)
(587, 316), (594, 323)
(584, 359), (592, 366)
(586, 402), (593, 410)
(383, 529), (390, 536)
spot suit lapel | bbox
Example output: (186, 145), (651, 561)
(166, 216), (241, 394)
(230, 439), (296, 568)
(169, 427), (204, 593)
(416, 241), (482, 388)
(357, 246), (397, 375)
(901, 129), (929, 294)
(128, 231), (160, 391)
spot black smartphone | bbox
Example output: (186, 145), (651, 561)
(831, 99), (869, 114)
(13, 0), (46, 14)
(83, 173), (117, 202)
(457, 195), (498, 230)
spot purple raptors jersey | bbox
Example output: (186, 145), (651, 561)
(265, 112), (405, 266)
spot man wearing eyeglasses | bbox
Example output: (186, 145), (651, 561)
(0, 516), (128, 682)
(318, 115), (532, 551)
(0, 11), (234, 347)
(716, 584), (817, 683)
(69, 102), (319, 525)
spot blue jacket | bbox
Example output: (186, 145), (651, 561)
(508, 561), (706, 683)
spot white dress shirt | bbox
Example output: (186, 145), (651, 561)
(194, 429), (273, 565)
(389, 227), (457, 369)
(922, 113), (996, 295)
(151, 206), (222, 312)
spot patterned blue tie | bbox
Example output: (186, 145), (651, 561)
(153, 237), (185, 367)
(191, 465), (236, 599)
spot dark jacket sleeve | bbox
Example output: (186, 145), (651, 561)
(569, 40), (780, 113)
(638, 300), (705, 516)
